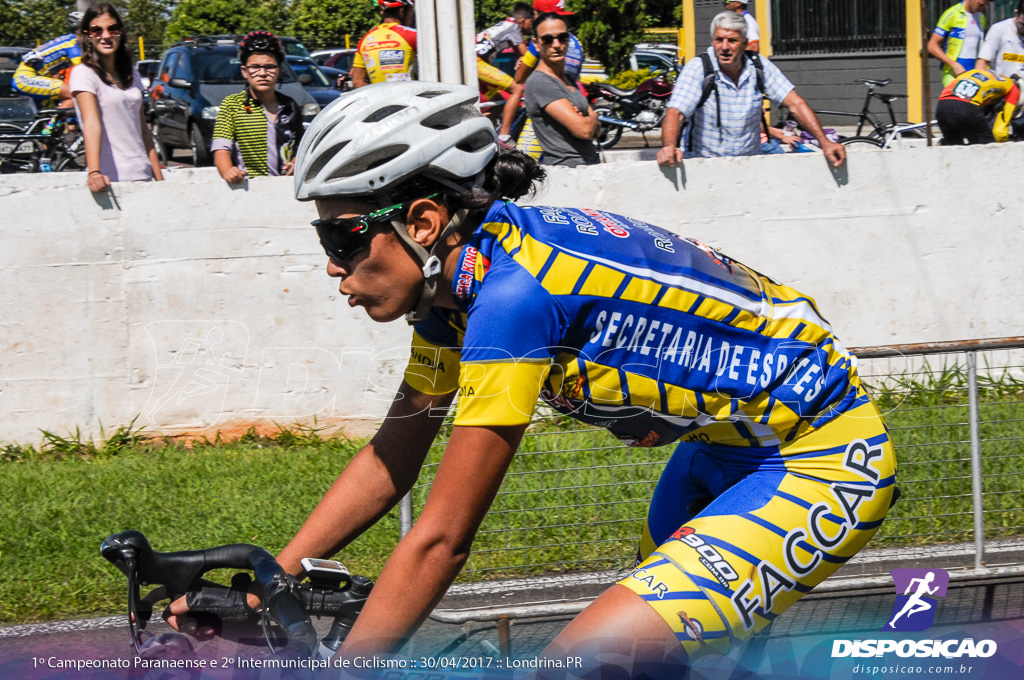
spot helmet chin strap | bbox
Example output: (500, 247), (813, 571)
(389, 208), (469, 324)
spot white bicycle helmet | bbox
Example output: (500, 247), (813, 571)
(293, 81), (497, 201)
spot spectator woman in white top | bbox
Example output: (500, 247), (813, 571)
(70, 3), (162, 193)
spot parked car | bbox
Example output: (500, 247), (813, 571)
(148, 37), (320, 166)
(311, 47), (356, 73)
(279, 36), (312, 59)
(621, 48), (680, 75)
(135, 58), (160, 91)
(0, 46), (37, 129)
(286, 56), (347, 108)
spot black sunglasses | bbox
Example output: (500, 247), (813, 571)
(539, 32), (570, 45)
(312, 195), (437, 265)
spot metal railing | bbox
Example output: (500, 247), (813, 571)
(401, 337), (1024, 627)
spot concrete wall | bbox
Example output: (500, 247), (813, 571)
(2, 144), (1022, 444)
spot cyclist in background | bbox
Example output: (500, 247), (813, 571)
(13, 12), (84, 108)
(476, 3), (533, 143)
(350, 0), (417, 87)
(928, 0), (989, 86)
(936, 67), (1022, 144)
(166, 81), (898, 676)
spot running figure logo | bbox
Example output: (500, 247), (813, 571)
(883, 568), (949, 631)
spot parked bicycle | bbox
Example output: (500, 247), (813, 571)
(812, 78), (928, 147)
(0, 107), (85, 173)
(100, 530), (372, 662)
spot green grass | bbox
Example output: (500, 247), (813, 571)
(1, 363), (1022, 625)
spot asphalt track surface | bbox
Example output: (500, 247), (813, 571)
(3, 569), (1023, 680)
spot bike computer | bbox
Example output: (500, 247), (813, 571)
(300, 557), (351, 587)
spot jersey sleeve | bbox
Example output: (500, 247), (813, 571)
(933, 6), (955, 38)
(450, 264), (561, 427)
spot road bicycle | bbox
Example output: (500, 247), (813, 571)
(0, 107), (85, 173)
(100, 530), (372, 663)
(812, 78), (927, 145)
(841, 119), (938, 150)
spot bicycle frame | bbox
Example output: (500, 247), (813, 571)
(813, 79), (903, 138)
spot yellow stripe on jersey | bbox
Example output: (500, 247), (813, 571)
(540, 252), (589, 295)
(624, 371), (662, 411)
(452, 360), (551, 426)
(621, 277), (662, 305)
(657, 286), (702, 315)
(577, 264), (627, 298)
(511, 233), (554, 278)
(582, 362), (627, 406)
(405, 331), (462, 396)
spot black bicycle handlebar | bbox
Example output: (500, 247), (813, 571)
(101, 530), (371, 659)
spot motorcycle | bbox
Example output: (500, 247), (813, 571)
(585, 70), (676, 150)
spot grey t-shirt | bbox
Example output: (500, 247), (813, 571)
(524, 71), (599, 167)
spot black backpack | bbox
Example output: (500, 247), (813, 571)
(686, 50), (767, 152)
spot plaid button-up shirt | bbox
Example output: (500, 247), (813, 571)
(667, 47), (795, 158)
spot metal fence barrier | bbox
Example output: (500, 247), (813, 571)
(400, 337), (1024, 628)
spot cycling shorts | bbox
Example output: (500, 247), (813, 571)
(617, 393), (896, 658)
(477, 58), (514, 100)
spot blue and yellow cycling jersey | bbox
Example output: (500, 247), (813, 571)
(13, 33), (81, 103)
(405, 201), (865, 450)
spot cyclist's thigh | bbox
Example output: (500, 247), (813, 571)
(620, 401), (896, 659)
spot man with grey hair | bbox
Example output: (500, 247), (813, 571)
(657, 11), (844, 166)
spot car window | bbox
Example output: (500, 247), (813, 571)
(193, 51), (243, 84)
(327, 53), (354, 72)
(635, 53), (671, 72)
(282, 39), (310, 58)
(292, 62), (331, 87)
(159, 52), (179, 80)
(170, 51), (195, 81)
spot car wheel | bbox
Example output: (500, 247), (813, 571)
(189, 124), (211, 167)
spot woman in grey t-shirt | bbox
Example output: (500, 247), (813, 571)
(524, 13), (599, 167)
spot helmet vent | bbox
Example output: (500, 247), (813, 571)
(456, 129), (497, 153)
(328, 145), (409, 179)
(304, 141), (349, 181)
(421, 104), (469, 131)
(417, 90), (447, 99)
(363, 105), (406, 123)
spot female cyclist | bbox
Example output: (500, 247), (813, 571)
(172, 81), (897, 675)
(69, 3), (163, 192)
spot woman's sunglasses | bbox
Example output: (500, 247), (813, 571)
(538, 32), (570, 46)
(88, 24), (123, 37)
(312, 195), (436, 265)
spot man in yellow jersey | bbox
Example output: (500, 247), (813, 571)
(350, 0), (417, 87)
(936, 67), (1022, 144)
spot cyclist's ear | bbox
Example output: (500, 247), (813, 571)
(405, 197), (450, 248)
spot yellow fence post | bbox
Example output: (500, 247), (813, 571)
(682, 0), (696, 63)
(138, 36), (146, 61)
(906, 0), (925, 123)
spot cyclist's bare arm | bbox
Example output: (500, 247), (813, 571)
(165, 381), (453, 632)
(276, 381), (456, 575)
(337, 421), (528, 657)
(927, 33), (962, 74)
